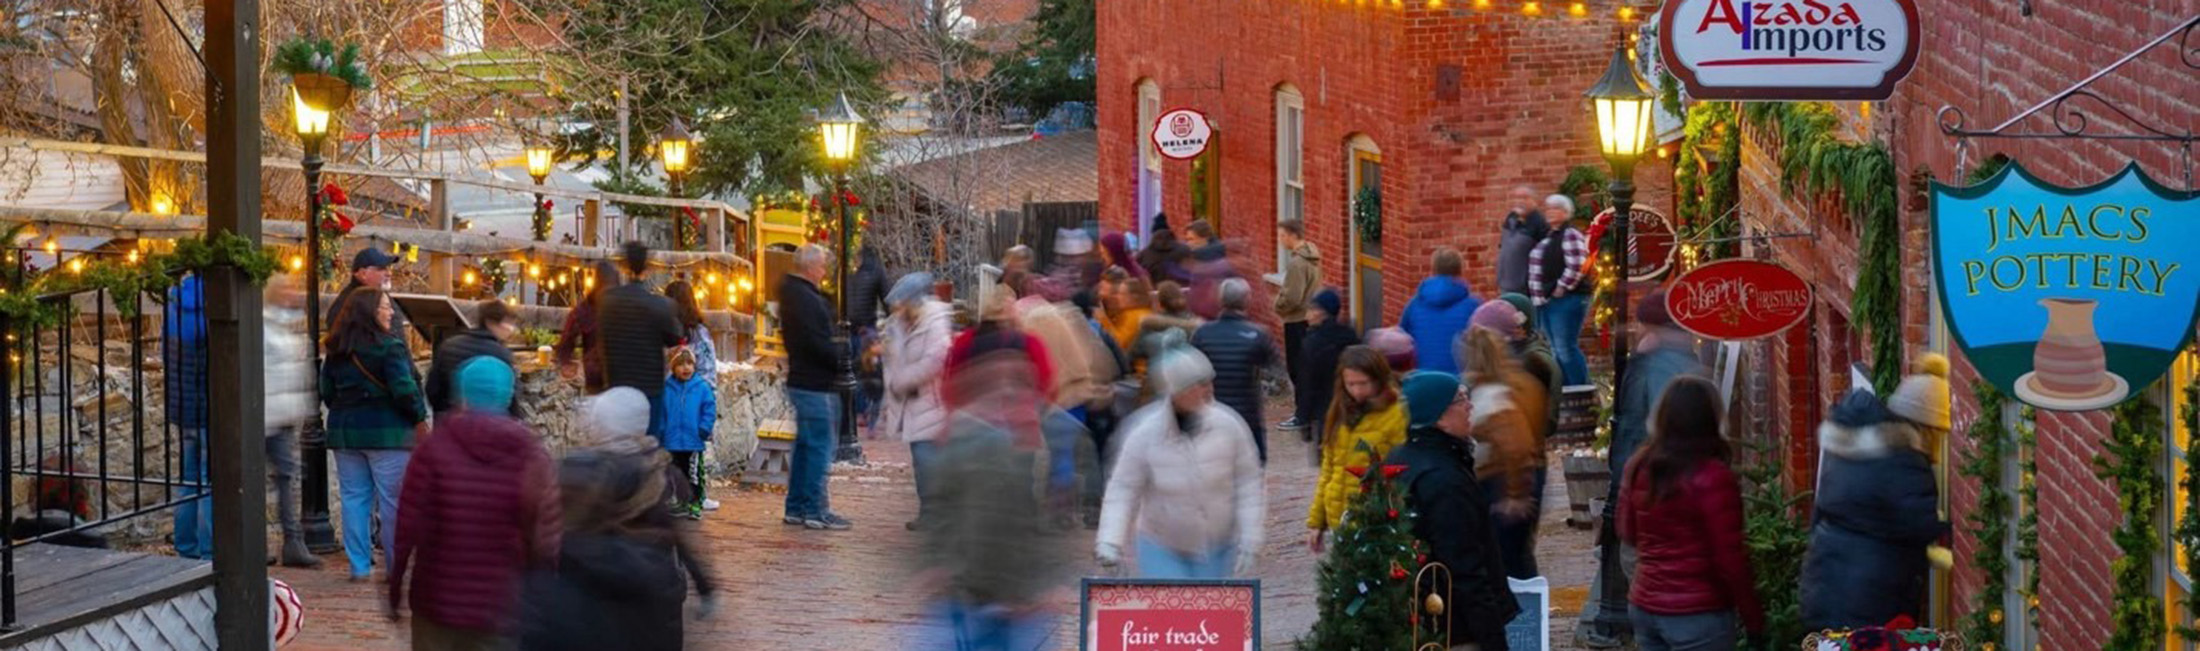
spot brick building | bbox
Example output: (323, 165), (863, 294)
(1096, 0), (1671, 329)
(1728, 2), (2195, 648)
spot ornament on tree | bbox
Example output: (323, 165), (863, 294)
(1299, 442), (1421, 650)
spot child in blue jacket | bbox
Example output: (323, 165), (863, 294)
(661, 348), (718, 519)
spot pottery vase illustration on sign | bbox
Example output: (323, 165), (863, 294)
(2015, 298), (2129, 411)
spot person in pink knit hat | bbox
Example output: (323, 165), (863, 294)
(1366, 327), (1417, 373)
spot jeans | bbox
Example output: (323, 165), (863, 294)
(910, 440), (941, 524)
(334, 449), (410, 577)
(173, 428), (212, 559)
(1044, 407), (1083, 494)
(1135, 537), (1236, 579)
(785, 388), (840, 520)
(909, 599), (1055, 651)
(1628, 606), (1740, 651)
(414, 616), (504, 651)
(267, 428), (303, 543)
(1481, 466), (1547, 580)
(1542, 294), (1590, 386)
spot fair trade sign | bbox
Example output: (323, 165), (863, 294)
(1084, 579), (1258, 651)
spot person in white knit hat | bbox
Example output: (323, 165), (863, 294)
(1095, 340), (1265, 578)
(1799, 354), (1951, 631)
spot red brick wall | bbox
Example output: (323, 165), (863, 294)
(1097, 1), (1669, 327)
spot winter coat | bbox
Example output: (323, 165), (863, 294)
(846, 250), (890, 331)
(1107, 306), (1154, 360)
(1137, 231), (1194, 286)
(1191, 312), (1276, 444)
(163, 274), (208, 430)
(1098, 401), (1265, 558)
(925, 413), (1067, 608)
(263, 307), (316, 432)
(658, 373), (717, 453)
(553, 296), (607, 393)
(1800, 421), (1947, 630)
(779, 273), (839, 391)
(1295, 318), (1362, 426)
(1386, 427), (1519, 650)
(390, 412), (561, 632)
(1399, 276), (1481, 374)
(328, 279), (412, 342)
(598, 283), (683, 399)
(1496, 211), (1550, 297)
(1617, 457), (1765, 632)
(320, 335), (427, 449)
(1021, 302), (1108, 408)
(1455, 331), (1562, 440)
(1306, 399), (1406, 530)
(1274, 242), (1322, 324)
(1609, 336), (1707, 484)
(517, 450), (712, 651)
(1186, 242), (1231, 320)
(1467, 378), (1545, 503)
(426, 328), (520, 415)
(880, 300), (954, 444)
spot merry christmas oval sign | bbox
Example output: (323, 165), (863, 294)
(1666, 259), (1814, 340)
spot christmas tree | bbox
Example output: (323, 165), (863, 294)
(1299, 454), (1424, 651)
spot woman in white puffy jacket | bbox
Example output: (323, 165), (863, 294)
(1096, 343), (1265, 578)
(878, 273), (955, 531)
(263, 280), (323, 567)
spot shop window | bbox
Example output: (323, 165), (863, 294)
(1274, 85), (1304, 275)
(2166, 349), (2200, 649)
(1136, 79), (1163, 242)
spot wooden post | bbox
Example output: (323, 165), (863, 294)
(583, 198), (601, 247)
(428, 179), (453, 293)
(707, 206), (726, 252)
(204, 0), (270, 648)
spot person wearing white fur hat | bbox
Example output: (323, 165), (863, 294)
(1095, 340), (1266, 579)
(1799, 354), (1951, 631)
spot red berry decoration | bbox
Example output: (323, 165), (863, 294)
(1417, 553), (1428, 564)
(1390, 566), (1407, 580)
(1388, 508), (1399, 520)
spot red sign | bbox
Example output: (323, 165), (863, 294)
(1592, 206), (1679, 282)
(1084, 579), (1259, 651)
(1666, 259), (1814, 340)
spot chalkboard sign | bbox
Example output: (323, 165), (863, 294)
(1504, 577), (1550, 651)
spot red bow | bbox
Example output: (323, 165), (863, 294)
(319, 182), (349, 206)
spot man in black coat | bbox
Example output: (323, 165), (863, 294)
(1191, 278), (1275, 464)
(845, 247), (890, 427)
(778, 244), (850, 530)
(1386, 370), (1519, 651)
(597, 242), (685, 437)
(424, 299), (523, 417)
(1293, 288), (1359, 445)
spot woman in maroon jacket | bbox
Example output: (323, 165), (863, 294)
(1616, 376), (1763, 651)
(389, 357), (562, 648)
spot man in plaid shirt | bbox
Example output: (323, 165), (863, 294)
(1527, 194), (1591, 386)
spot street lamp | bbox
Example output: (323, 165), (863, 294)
(526, 144), (554, 242)
(1586, 45), (1656, 415)
(816, 92), (864, 464)
(290, 87), (338, 553)
(659, 117), (694, 249)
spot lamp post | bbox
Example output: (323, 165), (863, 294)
(1586, 45), (1657, 413)
(526, 143), (553, 242)
(290, 88), (338, 553)
(816, 92), (865, 465)
(659, 118), (693, 249)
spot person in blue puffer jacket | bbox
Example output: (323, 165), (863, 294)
(1398, 247), (1480, 374)
(659, 348), (717, 519)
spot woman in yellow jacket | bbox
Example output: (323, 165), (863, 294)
(1107, 277), (1157, 370)
(1306, 345), (1408, 552)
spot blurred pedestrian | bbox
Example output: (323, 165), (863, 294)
(999, 245), (1045, 301)
(1385, 370), (1519, 651)
(1800, 357), (1951, 631)
(1136, 213), (1193, 286)
(1070, 289), (1131, 527)
(1368, 326), (1418, 374)
(1020, 296), (1108, 527)
(848, 247), (890, 425)
(1305, 346), (1405, 553)
(1458, 328), (1547, 579)
(1470, 293), (1562, 439)
(1273, 218), (1321, 431)
(426, 300), (522, 417)
(515, 388), (715, 651)
(1617, 376), (1763, 650)
(1053, 228), (1102, 296)
(1529, 194), (1591, 385)
(1099, 231), (1147, 282)
(1293, 288), (1359, 442)
(264, 277), (322, 568)
(555, 260), (622, 393)
(780, 244), (851, 530)
(664, 280), (717, 382)
(1496, 186), (1550, 298)
(1191, 278), (1276, 464)
(321, 288), (428, 581)
(881, 273), (954, 531)
(1136, 281), (1201, 367)
(660, 349), (717, 520)
(598, 242), (685, 440)
(1180, 220), (1229, 319)
(1106, 277), (1156, 372)
(1399, 247), (1480, 373)
(164, 272), (211, 560)
(390, 358), (561, 650)
(1096, 344), (1265, 579)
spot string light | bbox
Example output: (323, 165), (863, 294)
(1569, 1), (1586, 16)
(1521, 1), (1540, 15)
(1618, 5), (1635, 20)
(126, 249), (140, 265)
(528, 264), (543, 279)
(43, 238), (57, 256)
(289, 255), (305, 272)
(67, 258), (83, 274)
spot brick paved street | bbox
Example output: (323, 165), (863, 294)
(276, 399), (1603, 650)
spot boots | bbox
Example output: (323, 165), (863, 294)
(279, 535), (323, 568)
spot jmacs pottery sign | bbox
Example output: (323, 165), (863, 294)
(1666, 259), (1814, 340)
(1659, 0), (1920, 100)
(1932, 163), (2200, 412)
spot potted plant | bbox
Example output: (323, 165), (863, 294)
(274, 37), (371, 111)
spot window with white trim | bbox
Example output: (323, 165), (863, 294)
(1274, 85), (1304, 276)
(2166, 349), (2199, 649)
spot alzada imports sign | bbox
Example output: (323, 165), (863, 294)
(1083, 579), (1258, 651)
(1932, 162), (2200, 412)
(1659, 0), (1921, 100)
(1151, 108), (1212, 161)
(1666, 259), (1814, 340)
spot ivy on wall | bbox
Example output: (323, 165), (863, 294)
(2097, 394), (2168, 651)
(1674, 101), (1741, 264)
(2181, 376), (2200, 642)
(1956, 382), (2016, 648)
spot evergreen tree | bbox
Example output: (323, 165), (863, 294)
(1300, 456), (1425, 651)
(987, 0), (1095, 118)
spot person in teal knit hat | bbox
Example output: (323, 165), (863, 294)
(1384, 370), (1521, 651)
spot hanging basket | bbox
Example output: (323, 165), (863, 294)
(291, 73), (353, 112)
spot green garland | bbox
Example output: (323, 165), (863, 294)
(1557, 165), (1609, 220)
(2096, 393), (2167, 651)
(1956, 382), (2013, 647)
(2015, 405), (2040, 628)
(2180, 372), (2200, 642)
(1740, 102), (1902, 393)
(0, 232), (278, 327)
(1674, 102), (1741, 261)
(271, 38), (372, 90)
(1353, 185), (1382, 245)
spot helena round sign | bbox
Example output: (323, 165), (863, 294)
(1666, 259), (1814, 340)
(1151, 108), (1212, 160)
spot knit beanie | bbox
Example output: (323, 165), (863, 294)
(587, 387), (653, 445)
(887, 272), (934, 307)
(1368, 327), (1417, 372)
(1828, 388), (1889, 429)
(1498, 292), (1536, 325)
(1311, 288), (1343, 318)
(1470, 300), (1527, 338)
(1638, 290), (1675, 328)
(1401, 370), (1463, 428)
(455, 357), (515, 415)
(1885, 353), (1952, 430)
(1148, 345), (1215, 398)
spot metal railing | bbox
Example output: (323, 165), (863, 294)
(0, 277), (200, 628)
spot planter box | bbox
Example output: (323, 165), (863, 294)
(1562, 453), (1610, 529)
